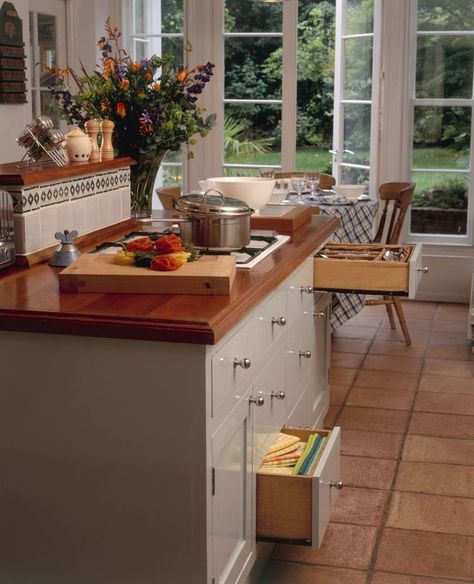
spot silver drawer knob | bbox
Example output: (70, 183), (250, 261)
(233, 357), (251, 369)
(314, 311), (325, 318)
(329, 480), (344, 490)
(271, 390), (286, 400)
(271, 316), (287, 327)
(300, 285), (313, 294)
(249, 395), (265, 407)
(416, 267), (429, 273)
(299, 350), (312, 359)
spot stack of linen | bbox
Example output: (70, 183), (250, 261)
(259, 432), (326, 476)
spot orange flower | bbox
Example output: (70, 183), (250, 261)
(155, 234), (183, 253)
(176, 69), (188, 82)
(131, 62), (141, 72)
(152, 82), (161, 91)
(126, 237), (154, 252)
(151, 255), (181, 271)
(144, 72), (152, 81)
(120, 79), (129, 90)
(116, 102), (127, 117)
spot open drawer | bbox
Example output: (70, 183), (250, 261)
(313, 243), (426, 299)
(256, 427), (341, 548)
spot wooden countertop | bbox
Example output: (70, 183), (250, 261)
(0, 157), (135, 186)
(0, 216), (338, 344)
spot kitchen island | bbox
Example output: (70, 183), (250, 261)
(0, 215), (340, 584)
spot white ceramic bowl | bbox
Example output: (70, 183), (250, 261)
(333, 184), (366, 199)
(205, 177), (276, 211)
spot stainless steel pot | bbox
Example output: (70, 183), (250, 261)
(173, 189), (253, 251)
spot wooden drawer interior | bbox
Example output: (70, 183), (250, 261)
(256, 426), (341, 548)
(313, 243), (417, 295)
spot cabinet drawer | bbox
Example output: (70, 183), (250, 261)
(313, 243), (425, 299)
(255, 287), (288, 352)
(285, 311), (315, 397)
(286, 257), (315, 323)
(256, 427), (341, 548)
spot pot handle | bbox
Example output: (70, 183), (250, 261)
(203, 188), (225, 206)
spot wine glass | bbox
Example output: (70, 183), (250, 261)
(306, 173), (320, 197)
(291, 174), (307, 205)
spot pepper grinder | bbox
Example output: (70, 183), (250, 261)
(100, 119), (115, 160)
(84, 119), (101, 162)
(48, 230), (81, 267)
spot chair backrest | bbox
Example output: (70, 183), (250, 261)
(274, 171), (336, 190)
(374, 182), (415, 245)
(156, 186), (180, 209)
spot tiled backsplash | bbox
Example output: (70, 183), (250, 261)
(9, 166), (131, 256)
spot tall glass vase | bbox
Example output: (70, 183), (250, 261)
(130, 152), (166, 219)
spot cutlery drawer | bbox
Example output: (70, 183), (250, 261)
(256, 427), (341, 548)
(313, 243), (425, 298)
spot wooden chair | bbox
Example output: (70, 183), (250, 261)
(156, 186), (180, 209)
(273, 171), (336, 190)
(365, 182), (415, 345)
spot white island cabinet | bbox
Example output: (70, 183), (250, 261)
(0, 256), (340, 584)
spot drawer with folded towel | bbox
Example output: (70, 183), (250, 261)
(313, 243), (427, 298)
(256, 427), (341, 548)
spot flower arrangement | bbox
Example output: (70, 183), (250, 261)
(47, 20), (216, 217)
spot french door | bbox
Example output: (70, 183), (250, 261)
(29, 0), (67, 129)
(332, 0), (382, 195)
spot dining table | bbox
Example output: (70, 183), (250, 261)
(286, 192), (379, 329)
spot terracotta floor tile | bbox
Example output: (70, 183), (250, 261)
(341, 429), (404, 459)
(426, 344), (474, 361)
(414, 392), (474, 416)
(329, 367), (358, 386)
(272, 523), (377, 570)
(395, 461), (474, 499)
(324, 405), (341, 429)
(435, 303), (469, 321)
(363, 304), (388, 316)
(429, 331), (471, 346)
(332, 486), (389, 526)
(355, 369), (419, 391)
(408, 411), (474, 440)
(376, 328), (429, 344)
(418, 374), (474, 396)
(344, 315), (384, 328)
(387, 491), (474, 536)
(337, 406), (410, 433)
(402, 300), (438, 319)
(375, 528), (474, 580)
(371, 572), (469, 584)
(330, 385), (351, 406)
(347, 387), (415, 411)
(334, 326), (378, 340)
(363, 354), (423, 373)
(402, 435), (474, 466)
(423, 358), (474, 378)
(331, 352), (366, 369)
(341, 455), (397, 490)
(432, 319), (468, 333)
(381, 317), (432, 332)
(259, 562), (367, 584)
(370, 340), (426, 358)
(331, 338), (372, 354)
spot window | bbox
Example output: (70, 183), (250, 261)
(409, 0), (474, 245)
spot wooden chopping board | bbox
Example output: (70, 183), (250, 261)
(58, 254), (236, 295)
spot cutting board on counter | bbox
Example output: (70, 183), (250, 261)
(58, 254), (236, 295)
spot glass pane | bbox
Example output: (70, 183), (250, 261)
(416, 35), (474, 99)
(341, 166), (369, 184)
(297, 0), (335, 167)
(344, 37), (373, 99)
(224, 104), (281, 167)
(418, 0), (474, 32)
(225, 0), (282, 33)
(38, 14), (57, 87)
(343, 103), (371, 165)
(413, 107), (471, 170)
(345, 0), (374, 35)
(162, 37), (183, 68)
(411, 171), (469, 235)
(162, 0), (183, 33)
(225, 37), (282, 100)
(40, 90), (60, 126)
(134, 0), (145, 34)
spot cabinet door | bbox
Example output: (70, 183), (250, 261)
(211, 394), (253, 584)
(312, 293), (331, 423)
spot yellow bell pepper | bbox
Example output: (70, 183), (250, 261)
(114, 249), (136, 266)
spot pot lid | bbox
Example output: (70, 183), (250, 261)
(175, 189), (253, 216)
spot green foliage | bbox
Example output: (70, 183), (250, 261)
(224, 116), (273, 158)
(412, 174), (468, 209)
